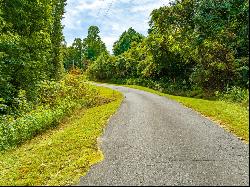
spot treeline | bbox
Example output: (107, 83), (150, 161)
(63, 26), (108, 70)
(0, 0), (116, 150)
(67, 0), (249, 100)
(0, 0), (66, 112)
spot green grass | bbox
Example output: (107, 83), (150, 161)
(125, 85), (249, 143)
(0, 86), (123, 186)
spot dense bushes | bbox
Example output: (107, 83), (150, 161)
(0, 71), (100, 151)
(0, 0), (66, 111)
(113, 28), (144, 56)
(63, 26), (108, 70)
(215, 86), (249, 106)
(86, 53), (115, 80)
(85, 0), (249, 104)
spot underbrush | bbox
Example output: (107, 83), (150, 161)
(215, 86), (249, 108)
(0, 70), (105, 151)
(105, 77), (249, 107)
(0, 87), (123, 186)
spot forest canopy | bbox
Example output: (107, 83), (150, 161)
(0, 0), (249, 115)
(83, 0), (249, 97)
(0, 0), (66, 106)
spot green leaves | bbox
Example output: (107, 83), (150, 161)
(148, 0), (249, 90)
(0, 73), (100, 151)
(51, 0), (66, 80)
(84, 26), (108, 61)
(0, 0), (66, 108)
(63, 26), (108, 71)
(113, 27), (144, 56)
(63, 38), (84, 70)
(86, 0), (248, 96)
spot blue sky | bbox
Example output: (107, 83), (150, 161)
(62, 0), (170, 53)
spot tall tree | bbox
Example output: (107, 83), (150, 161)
(63, 38), (84, 70)
(113, 28), (144, 56)
(149, 0), (249, 90)
(0, 0), (54, 101)
(83, 26), (107, 61)
(72, 38), (84, 68)
(51, 0), (67, 80)
(0, 0), (67, 105)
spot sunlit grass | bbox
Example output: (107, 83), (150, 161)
(126, 85), (249, 143)
(0, 86), (123, 186)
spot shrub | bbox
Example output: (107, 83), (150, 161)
(215, 86), (249, 104)
(86, 53), (115, 81)
(0, 98), (8, 115)
(0, 72), (100, 151)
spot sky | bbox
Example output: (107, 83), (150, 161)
(62, 0), (170, 53)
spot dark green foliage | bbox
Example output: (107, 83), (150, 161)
(86, 40), (146, 81)
(0, 0), (52, 102)
(87, 0), (248, 102)
(51, 0), (67, 80)
(0, 0), (66, 108)
(63, 38), (85, 70)
(215, 86), (249, 104)
(83, 26), (108, 61)
(190, 0), (249, 90)
(113, 27), (144, 56)
(147, 0), (249, 91)
(86, 53), (115, 80)
(63, 26), (108, 70)
(0, 72), (99, 151)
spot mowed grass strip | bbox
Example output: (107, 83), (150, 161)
(126, 85), (249, 143)
(0, 87), (123, 186)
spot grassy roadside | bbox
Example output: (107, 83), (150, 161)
(0, 86), (123, 186)
(125, 85), (249, 143)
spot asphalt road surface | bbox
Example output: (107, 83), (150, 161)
(79, 84), (249, 186)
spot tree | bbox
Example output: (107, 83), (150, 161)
(148, 1), (196, 82)
(83, 26), (108, 61)
(113, 27), (144, 56)
(192, 0), (249, 89)
(72, 38), (84, 68)
(0, 0), (54, 101)
(88, 0), (248, 93)
(0, 0), (67, 106)
(51, 0), (67, 80)
(63, 38), (84, 70)
(149, 0), (249, 90)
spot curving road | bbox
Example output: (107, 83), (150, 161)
(79, 84), (249, 186)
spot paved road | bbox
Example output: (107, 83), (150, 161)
(79, 84), (249, 186)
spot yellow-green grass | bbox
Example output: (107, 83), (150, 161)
(0, 86), (123, 186)
(126, 85), (249, 143)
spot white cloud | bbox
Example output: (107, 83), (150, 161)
(101, 36), (117, 53)
(131, 1), (167, 13)
(75, 0), (105, 11)
(63, 0), (170, 52)
(62, 9), (80, 30)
